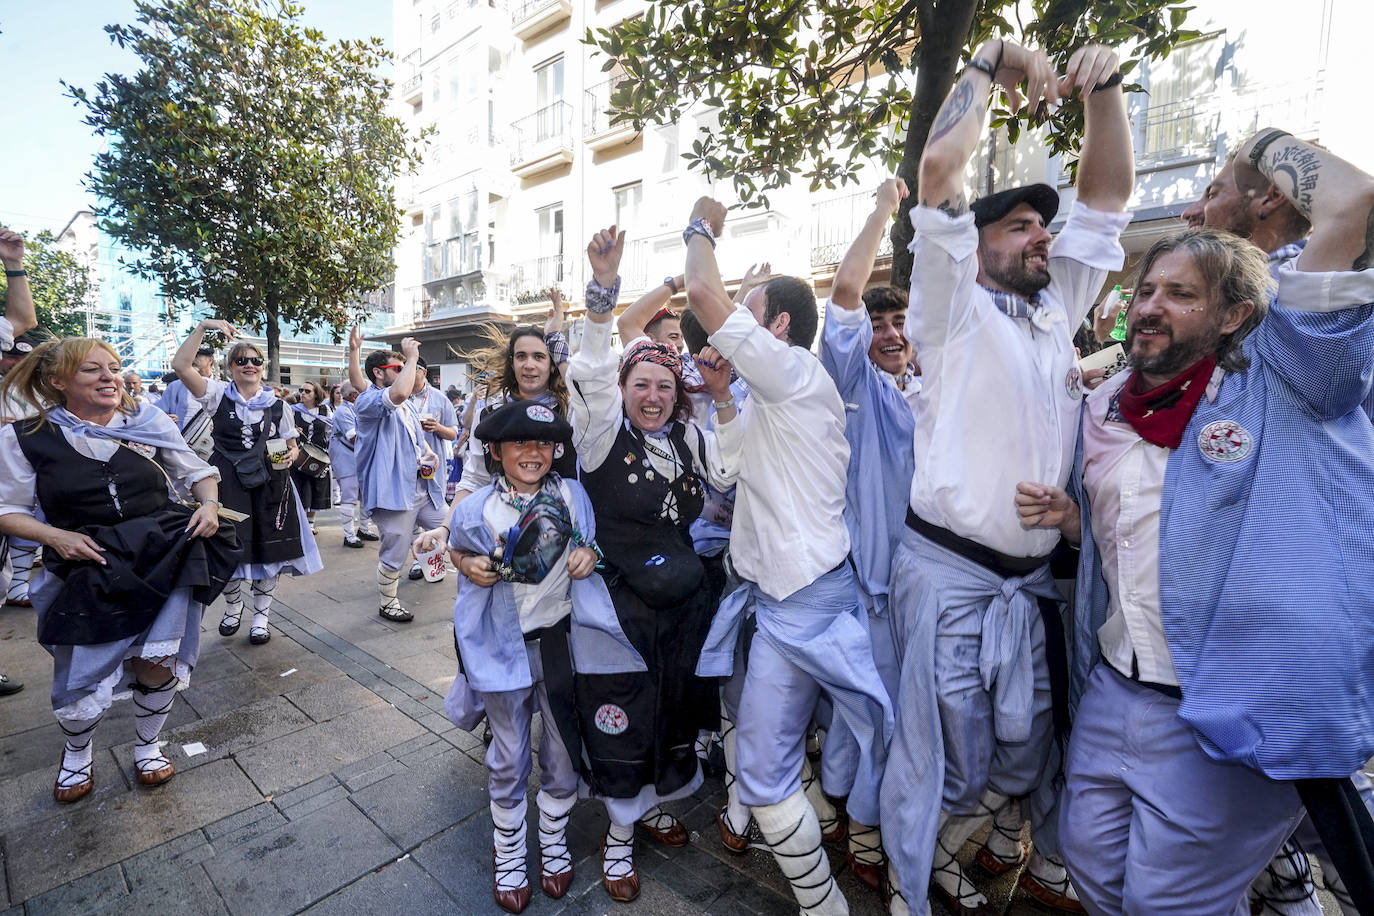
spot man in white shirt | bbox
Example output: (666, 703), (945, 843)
(687, 199), (893, 916)
(879, 40), (1134, 915)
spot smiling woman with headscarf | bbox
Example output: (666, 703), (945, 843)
(565, 226), (743, 903)
(173, 319), (322, 646)
(0, 337), (239, 803)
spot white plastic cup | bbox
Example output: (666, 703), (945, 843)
(416, 542), (448, 583)
(266, 438), (290, 470)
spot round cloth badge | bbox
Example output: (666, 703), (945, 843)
(526, 404), (554, 423)
(1198, 419), (1253, 463)
(1064, 366), (1083, 399)
(594, 703), (629, 735)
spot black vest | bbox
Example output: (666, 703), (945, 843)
(212, 394), (284, 489)
(14, 419), (167, 530)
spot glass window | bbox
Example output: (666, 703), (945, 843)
(536, 204), (564, 259)
(449, 56), (461, 103)
(613, 183), (642, 233)
(535, 58), (564, 109)
(658, 123), (679, 173)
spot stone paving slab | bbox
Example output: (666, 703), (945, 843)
(6, 757), (264, 901)
(202, 799), (401, 916)
(348, 745), (489, 849)
(233, 702), (425, 797)
(300, 857), (459, 916)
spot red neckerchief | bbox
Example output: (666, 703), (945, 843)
(1117, 354), (1217, 449)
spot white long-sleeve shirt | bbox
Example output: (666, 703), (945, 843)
(708, 306), (851, 601)
(904, 200), (1130, 558)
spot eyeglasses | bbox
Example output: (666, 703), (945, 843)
(234, 356), (265, 367)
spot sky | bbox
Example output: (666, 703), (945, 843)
(0, 0), (393, 237)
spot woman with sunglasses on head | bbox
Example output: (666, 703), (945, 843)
(566, 227), (742, 903)
(0, 337), (238, 802)
(173, 319), (322, 645)
(291, 381), (333, 534)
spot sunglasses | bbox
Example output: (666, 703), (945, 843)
(377, 364), (403, 372)
(234, 356), (265, 367)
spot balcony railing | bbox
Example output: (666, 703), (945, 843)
(511, 0), (556, 23)
(423, 236), (483, 284)
(401, 73), (423, 103)
(583, 71), (632, 139)
(511, 255), (565, 303)
(509, 101), (574, 170)
(811, 191), (894, 268)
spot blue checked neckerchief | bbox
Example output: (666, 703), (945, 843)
(872, 361), (918, 392)
(980, 284), (1063, 333)
(1268, 240), (1306, 265)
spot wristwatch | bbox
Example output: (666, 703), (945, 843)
(664, 276), (678, 294)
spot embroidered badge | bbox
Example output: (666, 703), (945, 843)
(594, 703), (629, 735)
(623, 452), (636, 465)
(526, 404), (554, 423)
(1198, 420), (1253, 463)
(1064, 366), (1083, 399)
(124, 441), (157, 459)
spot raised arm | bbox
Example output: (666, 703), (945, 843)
(584, 225), (626, 327)
(1063, 45), (1133, 212)
(388, 337), (420, 406)
(0, 230), (35, 336)
(683, 198), (734, 335)
(733, 262), (771, 306)
(346, 325), (369, 392)
(1238, 129), (1374, 272)
(919, 40), (1059, 213)
(833, 179), (908, 311)
(618, 274), (683, 341)
(173, 318), (235, 399)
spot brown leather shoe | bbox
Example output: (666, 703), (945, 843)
(493, 851), (531, 914)
(540, 866), (573, 900)
(716, 804), (750, 854)
(1018, 869), (1086, 913)
(638, 813), (688, 847)
(975, 837), (1029, 876)
(821, 794), (848, 844)
(53, 755), (93, 804)
(601, 838), (640, 903)
(847, 852), (885, 891)
(135, 758), (175, 787)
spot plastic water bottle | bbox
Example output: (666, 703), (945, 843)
(1109, 285), (1129, 341)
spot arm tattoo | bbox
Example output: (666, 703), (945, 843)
(1266, 143), (1322, 218)
(929, 79), (977, 144)
(933, 196), (968, 217)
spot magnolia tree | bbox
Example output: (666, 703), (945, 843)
(587, 0), (1199, 285)
(69, 0), (424, 376)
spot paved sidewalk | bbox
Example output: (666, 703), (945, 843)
(0, 519), (1342, 915)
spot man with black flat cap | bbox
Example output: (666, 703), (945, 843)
(879, 38), (1134, 915)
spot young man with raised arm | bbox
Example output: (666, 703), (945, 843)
(880, 39), (1134, 915)
(1018, 130), (1374, 915)
(686, 199), (893, 916)
(347, 331), (445, 623)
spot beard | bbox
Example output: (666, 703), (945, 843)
(980, 246), (1051, 300)
(1126, 317), (1223, 379)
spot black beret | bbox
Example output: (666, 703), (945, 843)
(970, 183), (1059, 230)
(475, 399), (572, 444)
(3, 328), (50, 357)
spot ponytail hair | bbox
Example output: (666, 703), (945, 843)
(0, 337), (136, 427)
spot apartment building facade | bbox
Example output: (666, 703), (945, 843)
(386, 0), (1366, 392)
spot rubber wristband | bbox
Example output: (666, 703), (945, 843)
(1091, 71), (1124, 93)
(1248, 129), (1292, 170)
(963, 57), (996, 81)
(4, 269), (26, 278)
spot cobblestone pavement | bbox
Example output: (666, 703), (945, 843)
(0, 518), (1343, 915)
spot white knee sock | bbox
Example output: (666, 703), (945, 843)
(6, 542), (36, 600)
(132, 674), (178, 770)
(849, 818), (885, 868)
(753, 789), (849, 915)
(250, 575), (278, 635)
(221, 578), (245, 627)
(537, 789), (575, 878)
(931, 788), (1006, 907)
(984, 796), (1025, 861)
(720, 704), (752, 835)
(603, 820), (636, 879)
(56, 711), (102, 786)
(492, 799), (528, 891)
(339, 501), (357, 538)
(801, 756), (840, 837)
(377, 564), (401, 611)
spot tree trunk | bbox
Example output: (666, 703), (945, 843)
(890, 0), (981, 290)
(264, 292), (282, 384)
